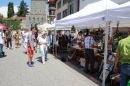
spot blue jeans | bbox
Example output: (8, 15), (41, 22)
(45, 51), (48, 59)
(120, 64), (130, 86)
(0, 44), (3, 55)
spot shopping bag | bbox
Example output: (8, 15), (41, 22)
(38, 50), (41, 54)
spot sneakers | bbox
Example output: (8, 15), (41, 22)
(45, 58), (47, 61)
(43, 61), (45, 65)
(10, 47), (13, 50)
(28, 64), (34, 67)
(6, 48), (9, 49)
(31, 62), (34, 65)
(27, 61), (34, 65)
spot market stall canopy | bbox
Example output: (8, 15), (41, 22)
(86, 20), (130, 28)
(47, 23), (88, 30)
(39, 23), (52, 31)
(0, 23), (7, 30)
(56, 0), (119, 27)
(107, 1), (130, 21)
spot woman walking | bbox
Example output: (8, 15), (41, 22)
(39, 31), (48, 64)
(15, 30), (20, 48)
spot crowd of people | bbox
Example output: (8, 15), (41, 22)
(0, 26), (130, 85)
(0, 27), (51, 67)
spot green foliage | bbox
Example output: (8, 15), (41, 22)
(17, 0), (29, 17)
(3, 19), (20, 30)
(114, 22), (120, 39)
(84, 27), (89, 32)
(71, 25), (76, 32)
(7, 2), (14, 18)
(0, 15), (3, 23)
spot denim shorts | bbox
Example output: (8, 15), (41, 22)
(121, 64), (130, 76)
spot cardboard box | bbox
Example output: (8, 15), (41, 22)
(79, 58), (85, 62)
(80, 62), (85, 67)
(79, 58), (85, 67)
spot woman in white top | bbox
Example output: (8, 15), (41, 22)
(39, 31), (48, 64)
(76, 31), (84, 44)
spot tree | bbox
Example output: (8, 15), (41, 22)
(71, 25), (76, 32)
(7, 2), (14, 18)
(17, 0), (29, 17)
(0, 14), (3, 23)
(114, 21), (120, 40)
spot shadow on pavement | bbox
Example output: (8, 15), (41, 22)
(56, 51), (111, 86)
(36, 56), (42, 63)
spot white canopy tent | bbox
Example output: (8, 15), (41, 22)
(54, 0), (130, 86)
(56, 0), (119, 27)
(47, 23), (89, 30)
(107, 1), (130, 21)
(39, 23), (52, 31)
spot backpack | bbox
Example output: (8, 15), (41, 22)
(61, 55), (70, 62)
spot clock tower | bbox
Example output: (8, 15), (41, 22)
(31, 0), (46, 14)
(26, 0), (47, 29)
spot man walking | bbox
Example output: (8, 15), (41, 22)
(114, 31), (130, 86)
(5, 28), (12, 49)
(27, 27), (35, 67)
(0, 28), (5, 57)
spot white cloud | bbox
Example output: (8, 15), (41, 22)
(0, 5), (18, 18)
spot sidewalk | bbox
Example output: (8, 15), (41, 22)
(0, 42), (99, 86)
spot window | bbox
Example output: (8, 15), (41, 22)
(57, 1), (61, 9)
(68, 0), (72, 3)
(68, 3), (74, 15)
(57, 12), (61, 20)
(63, 0), (67, 5)
(63, 9), (67, 18)
(71, 3), (74, 14)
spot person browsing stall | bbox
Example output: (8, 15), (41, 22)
(84, 32), (98, 74)
(113, 31), (130, 86)
(76, 31), (84, 44)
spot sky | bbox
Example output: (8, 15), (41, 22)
(0, 0), (30, 17)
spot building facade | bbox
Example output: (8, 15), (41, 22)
(47, 0), (56, 24)
(56, 0), (79, 20)
(79, 0), (129, 10)
(26, 0), (47, 29)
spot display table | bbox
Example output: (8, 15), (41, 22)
(69, 45), (84, 60)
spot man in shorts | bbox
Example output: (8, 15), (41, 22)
(27, 27), (35, 67)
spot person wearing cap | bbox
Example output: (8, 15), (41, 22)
(0, 27), (5, 57)
(39, 30), (48, 64)
(84, 32), (98, 74)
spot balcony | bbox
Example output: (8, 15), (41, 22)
(49, 15), (55, 18)
(49, 7), (56, 10)
(47, 0), (55, 3)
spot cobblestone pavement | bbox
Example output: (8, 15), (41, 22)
(0, 42), (99, 86)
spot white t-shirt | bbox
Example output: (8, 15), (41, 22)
(37, 34), (42, 40)
(39, 36), (48, 52)
(0, 32), (5, 44)
(24, 32), (29, 42)
(22, 31), (24, 36)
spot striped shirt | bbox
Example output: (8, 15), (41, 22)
(84, 36), (94, 49)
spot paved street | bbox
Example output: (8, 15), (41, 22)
(0, 42), (99, 86)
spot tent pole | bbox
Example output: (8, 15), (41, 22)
(54, 26), (57, 57)
(102, 22), (109, 86)
(102, 0), (109, 86)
